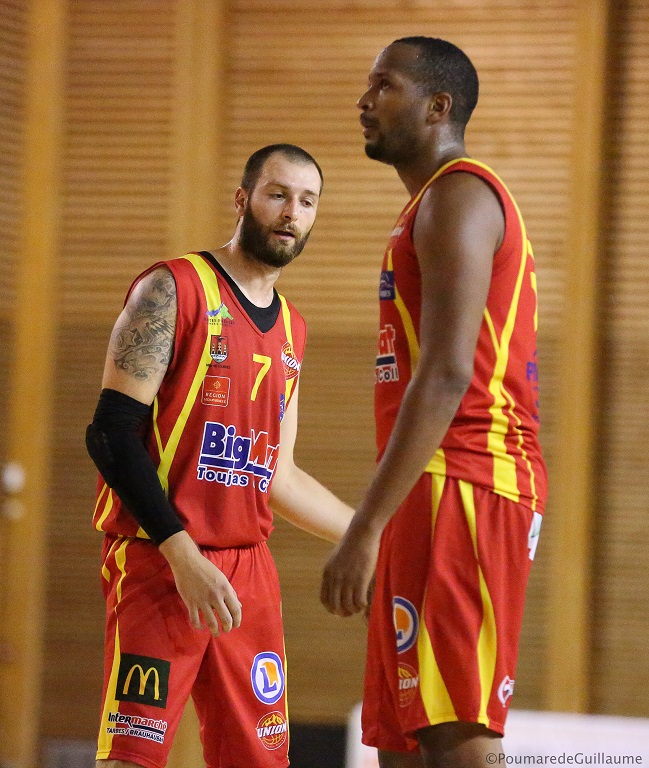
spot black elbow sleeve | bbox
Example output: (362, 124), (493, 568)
(86, 389), (184, 545)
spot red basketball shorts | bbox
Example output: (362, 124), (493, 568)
(96, 536), (289, 768)
(362, 473), (542, 752)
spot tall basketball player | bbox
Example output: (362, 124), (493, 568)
(321, 38), (547, 768)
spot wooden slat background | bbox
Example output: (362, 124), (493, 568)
(42, 0), (178, 739)
(0, 0), (642, 753)
(594, 0), (649, 717)
(0, 0), (25, 686)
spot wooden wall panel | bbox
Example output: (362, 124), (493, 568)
(594, 0), (649, 717)
(0, 0), (24, 315)
(225, 1), (577, 718)
(42, 0), (177, 739)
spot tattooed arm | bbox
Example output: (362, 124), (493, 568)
(101, 266), (177, 404)
(92, 265), (242, 635)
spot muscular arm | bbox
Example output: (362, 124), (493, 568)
(270, 381), (354, 543)
(102, 266), (177, 402)
(322, 171), (504, 616)
(90, 266), (241, 635)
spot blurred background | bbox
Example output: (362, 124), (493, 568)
(0, 0), (647, 767)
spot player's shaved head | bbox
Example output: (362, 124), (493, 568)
(241, 144), (324, 194)
(388, 37), (479, 128)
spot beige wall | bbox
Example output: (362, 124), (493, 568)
(1, 0), (648, 766)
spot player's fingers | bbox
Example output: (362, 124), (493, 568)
(352, 581), (368, 614)
(187, 603), (202, 631)
(213, 599), (233, 633)
(201, 604), (221, 637)
(225, 592), (242, 629)
(341, 583), (361, 617)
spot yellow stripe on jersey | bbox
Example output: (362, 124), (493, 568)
(154, 253), (222, 496)
(279, 295), (298, 402)
(95, 484), (114, 533)
(96, 538), (130, 759)
(458, 480), (497, 727)
(417, 472), (457, 726)
(386, 248), (420, 375)
(529, 243), (538, 332)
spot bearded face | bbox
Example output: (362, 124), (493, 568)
(238, 202), (312, 269)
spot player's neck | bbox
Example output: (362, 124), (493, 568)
(210, 243), (279, 308)
(396, 137), (468, 197)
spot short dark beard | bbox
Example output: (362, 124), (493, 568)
(364, 127), (422, 166)
(238, 204), (311, 268)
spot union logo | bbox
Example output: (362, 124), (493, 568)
(256, 711), (288, 750)
(398, 663), (420, 707)
(281, 341), (300, 380)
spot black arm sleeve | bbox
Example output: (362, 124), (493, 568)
(85, 388), (185, 545)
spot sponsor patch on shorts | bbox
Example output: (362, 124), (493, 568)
(256, 711), (288, 750)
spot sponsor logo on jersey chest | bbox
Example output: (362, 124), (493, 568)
(380, 270), (396, 300)
(198, 422), (279, 492)
(281, 341), (300, 380)
(376, 324), (400, 383)
(209, 335), (228, 363)
(201, 375), (230, 407)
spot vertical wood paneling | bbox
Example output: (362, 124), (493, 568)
(0, 1), (62, 766)
(42, 0), (177, 741)
(546, 0), (611, 712)
(595, 0), (649, 717)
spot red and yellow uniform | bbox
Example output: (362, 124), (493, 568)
(95, 252), (304, 768)
(364, 159), (547, 750)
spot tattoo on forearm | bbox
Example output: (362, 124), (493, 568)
(110, 270), (177, 380)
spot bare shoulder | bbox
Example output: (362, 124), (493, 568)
(415, 170), (504, 253)
(109, 266), (177, 382)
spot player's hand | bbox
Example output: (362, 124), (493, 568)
(159, 531), (242, 636)
(320, 520), (381, 617)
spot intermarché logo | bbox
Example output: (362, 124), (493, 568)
(115, 653), (170, 709)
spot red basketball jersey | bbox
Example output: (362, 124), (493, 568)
(375, 159), (547, 512)
(93, 252), (306, 547)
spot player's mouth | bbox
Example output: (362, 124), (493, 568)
(273, 229), (296, 240)
(360, 114), (378, 136)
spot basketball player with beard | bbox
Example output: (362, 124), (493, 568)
(86, 144), (354, 768)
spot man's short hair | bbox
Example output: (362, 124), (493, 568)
(241, 144), (324, 193)
(392, 36), (479, 128)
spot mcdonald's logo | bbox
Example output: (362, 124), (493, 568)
(115, 653), (170, 709)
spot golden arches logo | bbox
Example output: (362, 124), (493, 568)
(123, 665), (160, 700)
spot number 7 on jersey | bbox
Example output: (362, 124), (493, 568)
(251, 354), (272, 401)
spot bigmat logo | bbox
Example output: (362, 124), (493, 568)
(256, 711), (288, 750)
(115, 653), (170, 709)
(198, 422), (279, 493)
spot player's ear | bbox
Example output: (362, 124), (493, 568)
(234, 186), (248, 216)
(427, 92), (452, 123)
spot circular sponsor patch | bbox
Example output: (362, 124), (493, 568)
(251, 652), (285, 705)
(393, 596), (419, 654)
(281, 341), (301, 380)
(398, 663), (419, 707)
(256, 710), (288, 750)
